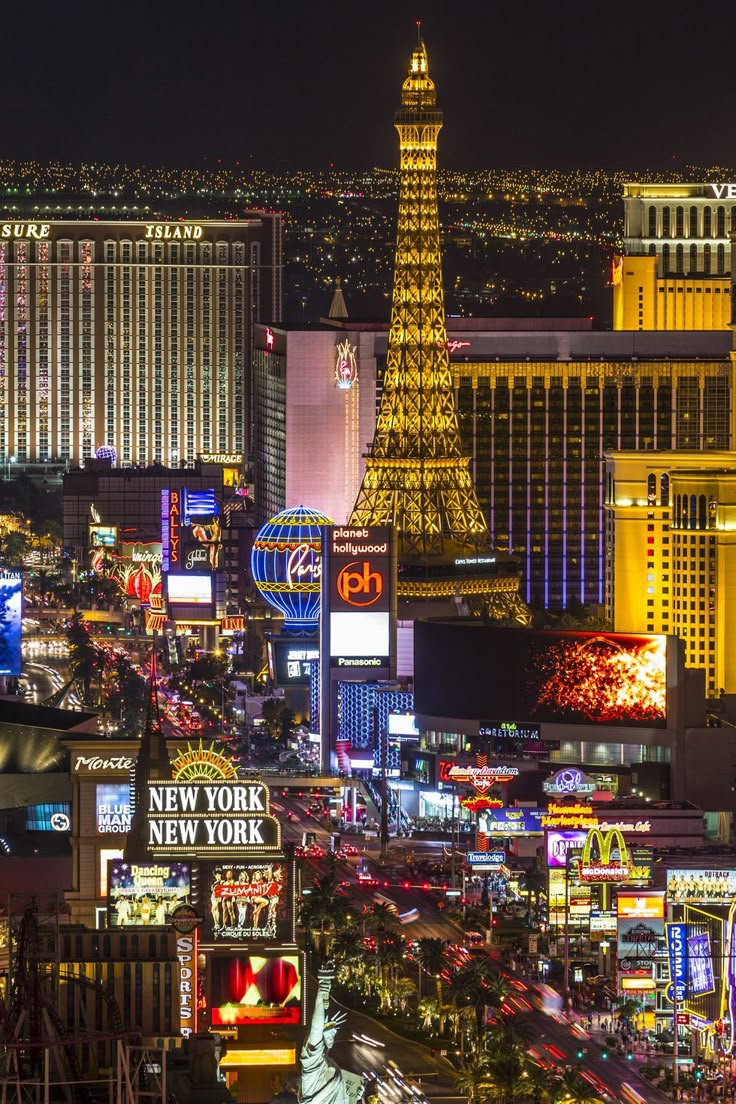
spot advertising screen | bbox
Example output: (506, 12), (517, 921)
(617, 892), (666, 920)
(546, 830), (587, 868)
(89, 525), (118, 547)
(96, 783), (132, 834)
(667, 869), (736, 903)
(687, 932), (715, 996)
(270, 638), (319, 686)
(108, 861), (191, 927)
(0, 570), (22, 677)
(477, 807), (546, 835)
(167, 574), (213, 605)
(326, 526), (392, 670)
(415, 624), (667, 728)
(202, 862), (292, 943)
(209, 953), (302, 1027)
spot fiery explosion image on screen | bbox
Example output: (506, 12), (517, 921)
(528, 634), (667, 725)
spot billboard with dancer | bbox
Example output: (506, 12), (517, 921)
(202, 861), (292, 943)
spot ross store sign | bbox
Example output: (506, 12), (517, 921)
(177, 932), (198, 1037)
(579, 827), (631, 882)
(543, 768), (596, 796)
(145, 781), (280, 854)
(666, 923), (688, 999)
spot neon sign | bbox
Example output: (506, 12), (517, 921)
(145, 781), (280, 854)
(144, 224), (203, 240)
(1, 223), (50, 239)
(578, 827), (630, 882)
(177, 931), (198, 1037)
(265, 326), (275, 352)
(709, 184), (736, 200)
(543, 768), (596, 796)
(439, 760), (519, 792)
(461, 794), (504, 812)
(447, 339), (471, 353)
(335, 339), (358, 390)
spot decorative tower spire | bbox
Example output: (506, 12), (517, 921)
(350, 38), (488, 559)
(125, 648), (169, 860)
(328, 277), (348, 321)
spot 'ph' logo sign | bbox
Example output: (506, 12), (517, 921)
(336, 561), (383, 607)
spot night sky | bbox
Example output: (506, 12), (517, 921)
(6, 0), (734, 170)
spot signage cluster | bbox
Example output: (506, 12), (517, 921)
(327, 526), (392, 669)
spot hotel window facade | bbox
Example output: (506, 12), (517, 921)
(0, 219), (282, 467)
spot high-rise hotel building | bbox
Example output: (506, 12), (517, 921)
(613, 183), (736, 330)
(255, 319), (734, 610)
(0, 217), (282, 467)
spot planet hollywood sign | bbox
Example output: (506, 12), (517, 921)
(145, 781), (280, 855)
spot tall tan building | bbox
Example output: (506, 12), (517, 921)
(605, 450), (736, 696)
(0, 217), (282, 467)
(613, 182), (736, 330)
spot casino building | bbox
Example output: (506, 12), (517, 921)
(614, 183), (736, 330)
(0, 217), (282, 469)
(255, 320), (734, 609)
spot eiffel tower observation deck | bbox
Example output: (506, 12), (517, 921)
(350, 35), (528, 620)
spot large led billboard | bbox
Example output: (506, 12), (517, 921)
(687, 932), (715, 996)
(667, 869), (736, 903)
(201, 861), (293, 943)
(167, 574), (213, 605)
(415, 623), (668, 728)
(546, 830), (587, 868)
(108, 861), (191, 927)
(269, 638), (319, 686)
(0, 570), (22, 677)
(326, 526), (392, 670)
(96, 783), (132, 834)
(209, 953), (302, 1027)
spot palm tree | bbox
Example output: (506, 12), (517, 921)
(453, 1053), (492, 1104)
(447, 957), (495, 1040)
(298, 874), (350, 957)
(364, 900), (398, 936)
(552, 1069), (605, 1104)
(393, 976), (417, 1014)
(520, 1062), (563, 1104)
(417, 996), (439, 1032)
(415, 937), (451, 1006)
(482, 1037), (530, 1104)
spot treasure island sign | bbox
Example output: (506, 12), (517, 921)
(146, 779), (280, 856)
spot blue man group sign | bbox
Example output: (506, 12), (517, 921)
(0, 571), (22, 677)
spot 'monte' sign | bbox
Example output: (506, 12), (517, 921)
(145, 781), (280, 855)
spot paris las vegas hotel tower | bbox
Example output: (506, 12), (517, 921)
(0, 214), (282, 468)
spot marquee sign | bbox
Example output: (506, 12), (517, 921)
(578, 827), (631, 882)
(543, 768), (596, 796)
(145, 781), (280, 855)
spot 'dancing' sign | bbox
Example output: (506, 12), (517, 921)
(146, 781), (280, 855)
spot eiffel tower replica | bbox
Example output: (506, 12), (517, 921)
(350, 33), (527, 618)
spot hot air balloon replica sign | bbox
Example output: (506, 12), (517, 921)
(250, 506), (333, 631)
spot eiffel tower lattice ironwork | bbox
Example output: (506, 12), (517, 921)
(350, 37), (489, 561)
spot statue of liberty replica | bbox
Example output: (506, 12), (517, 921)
(298, 964), (363, 1104)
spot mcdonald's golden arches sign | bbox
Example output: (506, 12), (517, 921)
(579, 826), (630, 882)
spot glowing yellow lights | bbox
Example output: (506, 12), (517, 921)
(219, 1048), (296, 1068)
(170, 739), (239, 782)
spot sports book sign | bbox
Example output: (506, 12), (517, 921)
(145, 781), (280, 855)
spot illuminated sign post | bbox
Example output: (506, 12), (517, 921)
(543, 768), (596, 797)
(321, 525), (396, 772)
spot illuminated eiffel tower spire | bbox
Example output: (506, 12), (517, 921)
(350, 36), (489, 560)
